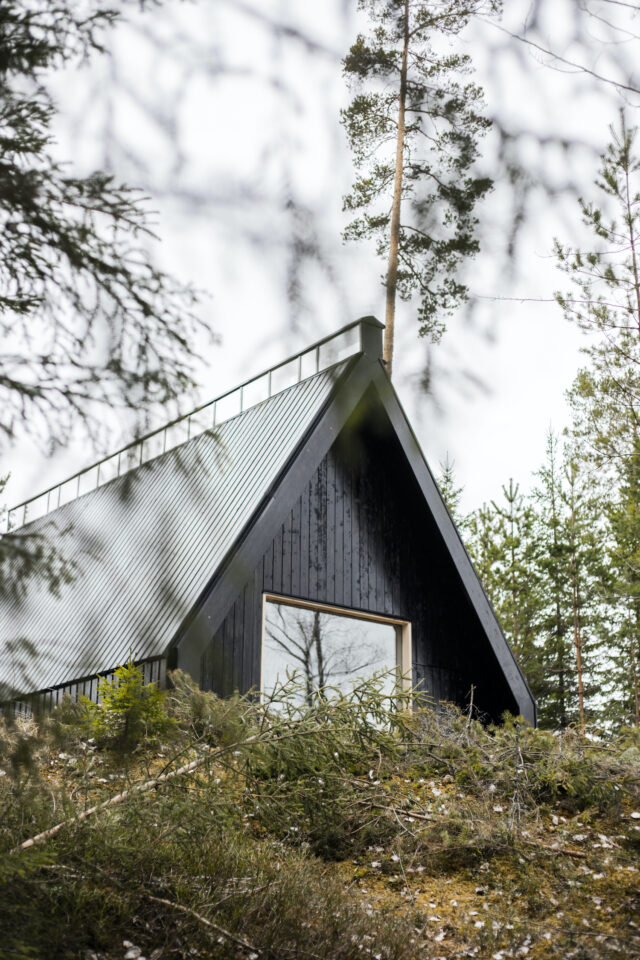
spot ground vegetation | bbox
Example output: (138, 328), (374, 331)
(1, 669), (639, 959)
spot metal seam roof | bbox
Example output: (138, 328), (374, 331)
(0, 364), (347, 695)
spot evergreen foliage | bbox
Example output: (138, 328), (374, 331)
(81, 660), (176, 750)
(0, 1), (202, 444)
(0, 2), (205, 595)
(558, 113), (640, 730)
(606, 444), (640, 728)
(436, 454), (465, 527)
(340, 0), (499, 372)
(446, 445), (609, 730)
(530, 432), (575, 728)
(487, 479), (541, 685)
(437, 118), (640, 732)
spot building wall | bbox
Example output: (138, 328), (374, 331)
(199, 406), (519, 721)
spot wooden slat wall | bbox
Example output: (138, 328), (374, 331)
(200, 419), (519, 720)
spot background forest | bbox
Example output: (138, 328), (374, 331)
(1, 5), (640, 957)
(438, 116), (640, 731)
(3, 0), (640, 733)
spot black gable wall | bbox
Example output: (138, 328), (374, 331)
(200, 392), (520, 721)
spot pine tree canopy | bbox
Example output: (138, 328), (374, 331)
(341, 0), (499, 365)
(456, 117), (640, 731)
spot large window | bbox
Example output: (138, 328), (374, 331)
(261, 594), (411, 702)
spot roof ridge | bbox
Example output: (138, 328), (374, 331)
(5, 319), (378, 532)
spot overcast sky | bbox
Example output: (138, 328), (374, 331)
(6, 0), (639, 515)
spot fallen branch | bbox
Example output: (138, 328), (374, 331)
(146, 894), (262, 954)
(12, 723), (337, 854)
(147, 895), (328, 960)
(13, 756), (205, 854)
(521, 838), (588, 859)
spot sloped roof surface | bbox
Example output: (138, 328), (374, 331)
(0, 365), (346, 695)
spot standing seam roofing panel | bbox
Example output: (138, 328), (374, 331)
(0, 365), (347, 694)
(63, 368), (344, 685)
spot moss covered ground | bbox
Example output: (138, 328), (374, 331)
(0, 674), (638, 960)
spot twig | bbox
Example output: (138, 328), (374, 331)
(146, 894), (262, 954)
(466, 685), (475, 734)
(210, 881), (274, 910)
(520, 839), (588, 859)
(353, 800), (435, 823)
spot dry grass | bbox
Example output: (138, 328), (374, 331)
(0, 674), (639, 959)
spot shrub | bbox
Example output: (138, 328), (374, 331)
(82, 659), (176, 750)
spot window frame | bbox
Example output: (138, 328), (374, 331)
(260, 592), (412, 700)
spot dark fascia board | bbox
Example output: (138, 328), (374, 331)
(366, 365), (537, 726)
(174, 354), (537, 726)
(173, 354), (374, 679)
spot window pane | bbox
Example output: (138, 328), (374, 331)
(263, 601), (399, 702)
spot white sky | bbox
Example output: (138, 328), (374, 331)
(5, 0), (638, 515)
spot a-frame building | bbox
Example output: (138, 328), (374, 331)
(0, 318), (536, 724)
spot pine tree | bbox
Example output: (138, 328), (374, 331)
(531, 431), (574, 728)
(466, 481), (543, 702)
(340, 0), (499, 375)
(492, 481), (544, 700)
(558, 113), (640, 728)
(558, 112), (640, 474)
(466, 503), (502, 596)
(436, 454), (465, 528)
(561, 452), (605, 730)
(604, 436), (640, 728)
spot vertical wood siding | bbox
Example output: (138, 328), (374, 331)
(200, 405), (518, 721)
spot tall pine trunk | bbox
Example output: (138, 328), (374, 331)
(569, 498), (586, 733)
(622, 119), (640, 338)
(384, 0), (409, 377)
(631, 630), (640, 727)
(549, 449), (567, 727)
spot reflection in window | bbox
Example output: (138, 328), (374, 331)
(263, 599), (402, 702)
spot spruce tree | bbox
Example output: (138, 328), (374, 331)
(561, 452), (605, 731)
(604, 436), (640, 728)
(465, 502), (502, 604)
(466, 481), (543, 702)
(531, 432), (574, 728)
(492, 482), (540, 674)
(436, 454), (465, 528)
(558, 113), (640, 728)
(340, 0), (499, 375)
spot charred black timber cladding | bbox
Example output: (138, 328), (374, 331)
(177, 343), (534, 725)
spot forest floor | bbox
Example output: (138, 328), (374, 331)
(335, 776), (640, 959)
(1, 676), (639, 960)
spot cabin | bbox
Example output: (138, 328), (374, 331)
(0, 318), (536, 724)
